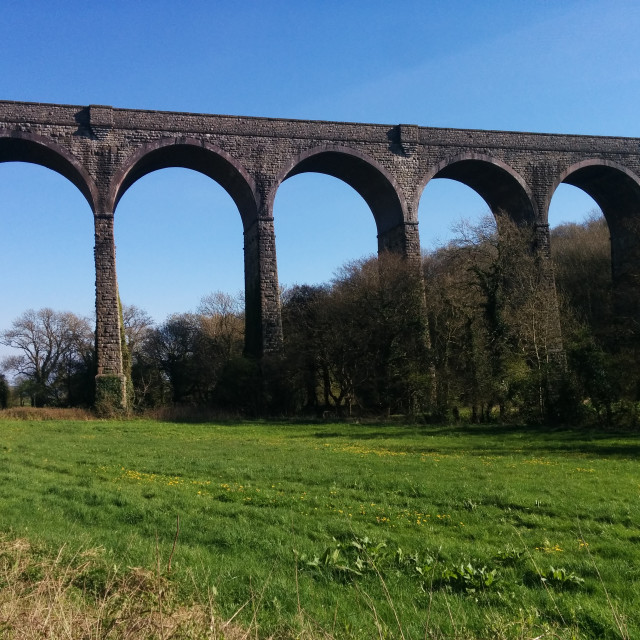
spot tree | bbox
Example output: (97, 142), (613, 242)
(333, 253), (431, 415)
(140, 299), (244, 407)
(282, 254), (431, 416)
(143, 313), (201, 405)
(197, 291), (244, 362)
(0, 373), (9, 408)
(122, 304), (155, 358)
(552, 212), (640, 425)
(424, 214), (563, 422)
(122, 292), (246, 410)
(424, 240), (489, 420)
(0, 308), (93, 407)
(551, 212), (612, 338)
(281, 284), (330, 414)
(121, 304), (159, 408)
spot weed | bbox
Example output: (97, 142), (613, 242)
(439, 563), (499, 594)
(492, 545), (524, 565)
(537, 566), (585, 589)
(303, 534), (502, 599)
(462, 498), (478, 511)
(301, 535), (389, 580)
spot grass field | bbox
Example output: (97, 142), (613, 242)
(0, 417), (638, 638)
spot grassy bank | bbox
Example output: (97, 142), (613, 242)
(0, 417), (638, 638)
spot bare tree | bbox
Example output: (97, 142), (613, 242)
(1, 308), (93, 406)
(198, 291), (244, 360)
(122, 304), (155, 358)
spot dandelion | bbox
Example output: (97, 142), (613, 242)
(535, 543), (563, 553)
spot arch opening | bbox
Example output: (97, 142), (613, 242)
(0, 134), (96, 211)
(418, 177), (492, 251)
(114, 166), (250, 408)
(548, 162), (640, 407)
(278, 149), (406, 236)
(418, 157), (536, 232)
(549, 184), (610, 337)
(549, 161), (640, 338)
(112, 142), (257, 227)
(273, 167), (425, 417)
(548, 183), (603, 228)
(559, 164), (640, 226)
(114, 167), (245, 323)
(0, 162), (95, 404)
(273, 173), (377, 288)
(419, 159), (561, 423)
(551, 162), (640, 288)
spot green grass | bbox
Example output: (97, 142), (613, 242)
(0, 418), (638, 638)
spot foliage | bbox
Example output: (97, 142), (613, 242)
(211, 355), (262, 413)
(552, 213), (640, 426)
(118, 296), (133, 410)
(552, 213), (613, 337)
(537, 566), (585, 589)
(439, 562), (499, 593)
(94, 374), (126, 417)
(282, 253), (431, 416)
(123, 292), (245, 410)
(424, 214), (562, 423)
(1, 210), (638, 426)
(300, 535), (391, 580)
(302, 535), (502, 595)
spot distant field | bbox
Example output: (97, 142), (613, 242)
(0, 418), (638, 639)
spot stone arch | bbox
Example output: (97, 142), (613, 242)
(547, 159), (640, 229)
(108, 138), (258, 226)
(417, 153), (536, 227)
(271, 145), (408, 236)
(0, 130), (98, 211)
(106, 138), (269, 361)
(548, 159), (640, 320)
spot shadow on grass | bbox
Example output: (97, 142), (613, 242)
(130, 410), (640, 458)
(303, 422), (640, 458)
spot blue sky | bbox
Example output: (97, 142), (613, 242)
(1, 0), (639, 358)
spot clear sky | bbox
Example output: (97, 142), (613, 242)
(1, 0), (639, 361)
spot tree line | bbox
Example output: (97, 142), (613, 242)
(2, 212), (638, 426)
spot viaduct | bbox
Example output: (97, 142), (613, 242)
(1, 100), (639, 409)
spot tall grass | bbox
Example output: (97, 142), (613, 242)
(0, 406), (95, 420)
(0, 532), (266, 639)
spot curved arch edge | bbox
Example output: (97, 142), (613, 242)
(107, 137), (259, 225)
(544, 158), (640, 221)
(267, 143), (409, 227)
(0, 130), (99, 212)
(415, 152), (537, 221)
